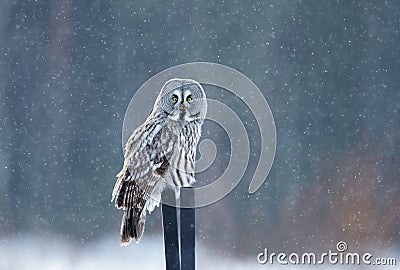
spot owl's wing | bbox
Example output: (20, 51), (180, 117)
(111, 122), (170, 206)
(111, 121), (172, 245)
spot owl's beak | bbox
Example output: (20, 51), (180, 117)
(179, 104), (185, 111)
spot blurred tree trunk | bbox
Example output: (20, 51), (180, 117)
(2, 0), (50, 231)
(42, 0), (73, 231)
(2, 0), (73, 232)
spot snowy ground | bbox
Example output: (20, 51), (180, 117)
(0, 234), (398, 270)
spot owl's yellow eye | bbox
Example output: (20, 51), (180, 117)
(186, 95), (193, 102)
(171, 94), (178, 102)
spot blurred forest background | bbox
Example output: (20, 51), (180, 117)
(0, 0), (399, 269)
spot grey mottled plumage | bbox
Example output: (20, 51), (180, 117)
(112, 78), (207, 245)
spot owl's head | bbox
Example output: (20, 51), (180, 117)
(156, 78), (207, 122)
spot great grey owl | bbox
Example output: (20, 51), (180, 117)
(112, 78), (207, 245)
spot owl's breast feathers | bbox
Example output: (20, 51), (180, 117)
(159, 119), (203, 188)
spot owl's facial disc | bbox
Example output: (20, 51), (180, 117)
(158, 78), (206, 122)
(166, 88), (201, 122)
(167, 89), (189, 121)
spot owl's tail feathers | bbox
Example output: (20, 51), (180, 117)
(120, 206), (146, 245)
(112, 172), (159, 245)
(114, 180), (148, 245)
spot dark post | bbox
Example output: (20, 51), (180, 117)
(162, 189), (180, 270)
(161, 187), (196, 270)
(180, 187), (195, 270)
